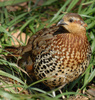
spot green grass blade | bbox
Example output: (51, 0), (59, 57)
(6, 12), (28, 29)
(78, 0), (85, 13)
(50, 0), (71, 22)
(66, 0), (79, 12)
(91, 38), (95, 53)
(81, 65), (95, 90)
(0, 70), (25, 85)
(42, 0), (57, 6)
(0, 0), (30, 7)
(19, 15), (38, 31)
(82, 0), (95, 5)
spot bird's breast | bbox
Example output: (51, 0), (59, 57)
(33, 33), (90, 88)
(51, 34), (88, 65)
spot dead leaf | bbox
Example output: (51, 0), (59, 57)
(87, 89), (95, 97)
(11, 30), (29, 46)
(32, 0), (44, 6)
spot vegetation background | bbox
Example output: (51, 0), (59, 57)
(0, 0), (95, 100)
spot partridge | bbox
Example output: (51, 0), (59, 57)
(5, 13), (91, 91)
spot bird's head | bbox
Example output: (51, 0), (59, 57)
(57, 13), (87, 34)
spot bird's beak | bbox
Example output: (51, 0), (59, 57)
(57, 19), (68, 26)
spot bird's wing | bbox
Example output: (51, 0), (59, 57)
(4, 25), (69, 72)
(17, 25), (69, 75)
(20, 25), (69, 56)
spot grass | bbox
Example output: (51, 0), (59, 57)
(0, 0), (95, 99)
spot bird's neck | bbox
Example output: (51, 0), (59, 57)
(70, 28), (86, 36)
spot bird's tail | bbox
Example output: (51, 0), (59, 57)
(4, 46), (23, 57)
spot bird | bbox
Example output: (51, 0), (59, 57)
(5, 13), (91, 97)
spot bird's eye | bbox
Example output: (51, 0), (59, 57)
(69, 19), (73, 22)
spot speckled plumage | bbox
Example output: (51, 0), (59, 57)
(17, 13), (91, 89)
(32, 26), (91, 89)
(5, 13), (92, 89)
